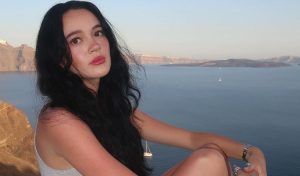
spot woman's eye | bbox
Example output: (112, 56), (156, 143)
(95, 30), (104, 37)
(70, 38), (81, 45)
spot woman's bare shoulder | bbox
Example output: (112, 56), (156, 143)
(39, 107), (81, 124)
(37, 107), (91, 154)
(37, 107), (90, 143)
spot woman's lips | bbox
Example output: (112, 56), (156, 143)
(90, 56), (105, 65)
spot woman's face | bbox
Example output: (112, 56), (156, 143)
(63, 9), (111, 90)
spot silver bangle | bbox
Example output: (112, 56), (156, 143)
(242, 144), (253, 162)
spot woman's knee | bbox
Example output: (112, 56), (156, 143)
(196, 143), (228, 161)
(163, 145), (230, 176)
(191, 147), (226, 164)
(188, 145), (229, 175)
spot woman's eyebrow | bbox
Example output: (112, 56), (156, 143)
(66, 30), (82, 40)
(92, 24), (102, 30)
(65, 24), (102, 40)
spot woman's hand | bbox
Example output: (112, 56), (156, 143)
(242, 147), (267, 176)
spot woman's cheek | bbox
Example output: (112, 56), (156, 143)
(102, 37), (110, 51)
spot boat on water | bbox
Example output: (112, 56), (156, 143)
(218, 77), (222, 82)
(144, 140), (152, 157)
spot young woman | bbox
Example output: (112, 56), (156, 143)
(34, 1), (267, 176)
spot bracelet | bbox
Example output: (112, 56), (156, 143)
(242, 144), (253, 162)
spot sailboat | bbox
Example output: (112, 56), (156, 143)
(144, 140), (153, 157)
(218, 67), (222, 82)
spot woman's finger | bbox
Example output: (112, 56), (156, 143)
(243, 163), (254, 172)
(239, 169), (258, 176)
(233, 164), (258, 176)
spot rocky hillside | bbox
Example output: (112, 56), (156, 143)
(0, 101), (40, 176)
(0, 41), (35, 71)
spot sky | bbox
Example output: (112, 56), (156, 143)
(0, 0), (299, 60)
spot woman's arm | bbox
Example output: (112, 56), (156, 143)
(133, 110), (267, 176)
(40, 109), (136, 176)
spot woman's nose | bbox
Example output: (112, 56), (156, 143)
(88, 38), (101, 54)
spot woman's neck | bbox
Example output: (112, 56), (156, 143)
(83, 78), (100, 93)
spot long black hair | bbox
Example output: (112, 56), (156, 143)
(35, 1), (151, 175)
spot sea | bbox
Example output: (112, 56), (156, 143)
(0, 65), (299, 176)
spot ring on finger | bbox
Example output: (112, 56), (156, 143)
(233, 165), (241, 176)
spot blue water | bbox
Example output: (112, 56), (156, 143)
(0, 66), (300, 176)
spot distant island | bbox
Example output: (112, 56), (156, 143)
(163, 58), (290, 68)
(1, 39), (300, 71)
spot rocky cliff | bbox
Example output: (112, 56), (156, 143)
(0, 101), (40, 176)
(0, 41), (35, 72)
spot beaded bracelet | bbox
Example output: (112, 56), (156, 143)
(242, 144), (253, 162)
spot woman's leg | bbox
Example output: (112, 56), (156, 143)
(163, 143), (231, 176)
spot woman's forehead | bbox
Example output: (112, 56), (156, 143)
(62, 9), (101, 34)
